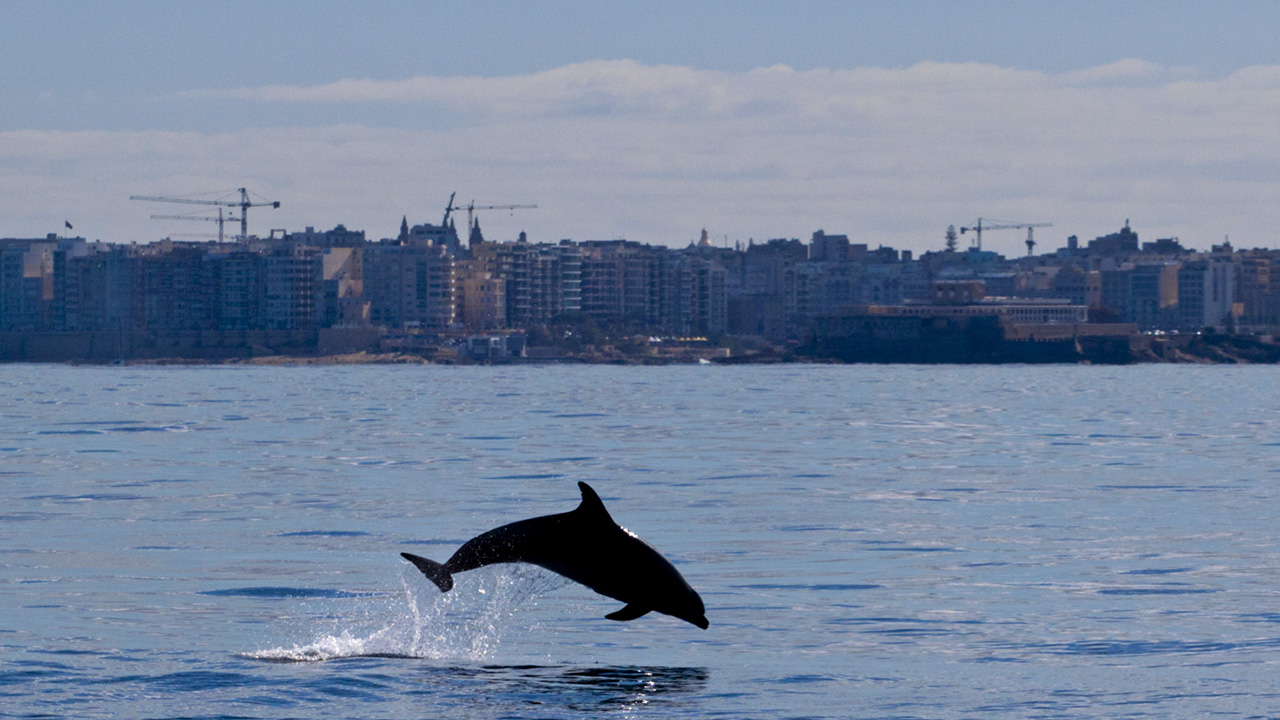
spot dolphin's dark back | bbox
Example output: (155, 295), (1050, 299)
(402, 482), (708, 629)
(445, 513), (576, 572)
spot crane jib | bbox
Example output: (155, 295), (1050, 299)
(130, 188), (280, 242)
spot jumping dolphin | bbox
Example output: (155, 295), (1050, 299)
(401, 482), (708, 629)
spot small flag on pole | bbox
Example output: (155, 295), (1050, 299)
(65, 221), (73, 230)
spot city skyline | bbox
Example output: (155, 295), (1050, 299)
(4, 1), (1280, 255)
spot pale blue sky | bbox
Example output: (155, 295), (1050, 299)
(3, 1), (1279, 252)
(5, 0), (1276, 132)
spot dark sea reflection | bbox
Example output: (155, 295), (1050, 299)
(410, 664), (709, 714)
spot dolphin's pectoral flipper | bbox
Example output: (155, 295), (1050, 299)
(605, 603), (652, 622)
(401, 552), (454, 592)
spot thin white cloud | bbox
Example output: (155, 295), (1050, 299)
(1057, 59), (1172, 85)
(7, 60), (1280, 253)
(180, 60), (740, 118)
(177, 59), (1195, 116)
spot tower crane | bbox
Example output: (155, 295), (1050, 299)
(435, 193), (536, 246)
(442, 191), (459, 227)
(959, 218), (1052, 253)
(148, 208), (241, 243)
(443, 195), (536, 234)
(465, 201), (537, 232)
(130, 188), (280, 242)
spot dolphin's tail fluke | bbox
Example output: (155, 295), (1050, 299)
(401, 552), (454, 592)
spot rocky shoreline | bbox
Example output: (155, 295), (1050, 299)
(115, 334), (1280, 367)
(7, 326), (1280, 366)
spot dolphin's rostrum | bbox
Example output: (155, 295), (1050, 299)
(401, 482), (708, 629)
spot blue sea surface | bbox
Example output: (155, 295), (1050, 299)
(2, 363), (1279, 718)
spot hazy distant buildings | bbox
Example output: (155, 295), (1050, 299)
(1051, 265), (1101, 308)
(808, 230), (851, 263)
(1088, 221), (1140, 255)
(1178, 256), (1236, 330)
(579, 240), (659, 328)
(213, 248), (266, 330)
(63, 244), (140, 332)
(491, 237), (582, 329)
(0, 239), (56, 331)
(290, 224), (366, 248)
(657, 250), (727, 336)
(1237, 252), (1275, 328)
(1128, 263), (1180, 330)
(139, 243), (218, 331)
(263, 244), (324, 330)
(320, 245), (367, 327)
(8, 217), (1280, 356)
(363, 238), (455, 331)
(455, 246), (506, 331)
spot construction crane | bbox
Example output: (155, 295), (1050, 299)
(130, 188), (280, 242)
(149, 208), (241, 243)
(442, 191), (459, 227)
(443, 195), (536, 233)
(960, 218), (1052, 253)
(440, 192), (537, 227)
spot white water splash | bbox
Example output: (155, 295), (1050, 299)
(244, 564), (569, 663)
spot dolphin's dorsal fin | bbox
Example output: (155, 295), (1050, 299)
(605, 602), (652, 622)
(576, 482), (615, 524)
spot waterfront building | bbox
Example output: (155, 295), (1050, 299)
(1128, 263), (1180, 330)
(484, 236), (582, 329)
(862, 297), (1088, 325)
(579, 240), (660, 328)
(792, 260), (854, 321)
(1051, 265), (1101, 308)
(62, 245), (142, 331)
(264, 244), (325, 330)
(529, 241), (583, 324)
(0, 235), (94, 331)
(363, 239), (456, 331)
(1099, 265), (1133, 321)
(460, 332), (526, 361)
(1236, 251), (1276, 328)
(0, 240), (55, 331)
(457, 267), (506, 331)
(10, 214), (1279, 351)
(730, 238), (806, 339)
(209, 248), (266, 330)
(455, 243), (506, 331)
(655, 250), (727, 336)
(1178, 256), (1237, 330)
(138, 242), (219, 331)
(320, 245), (368, 327)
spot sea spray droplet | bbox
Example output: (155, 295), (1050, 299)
(244, 565), (567, 663)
